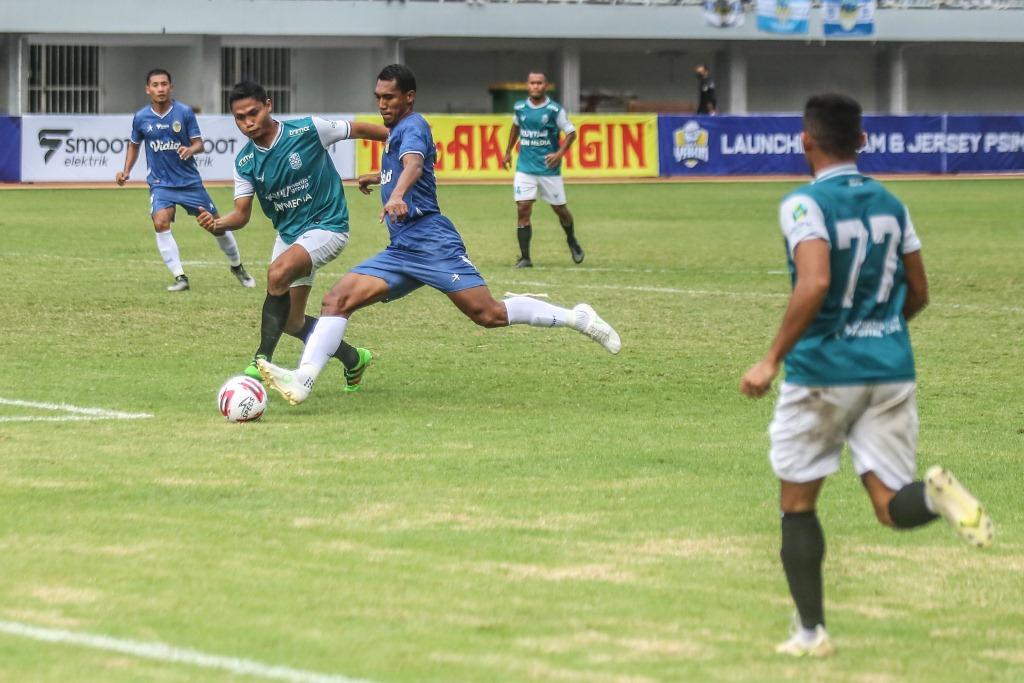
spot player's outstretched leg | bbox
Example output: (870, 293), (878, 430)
(493, 295), (620, 354)
(925, 466), (994, 548)
(287, 315), (372, 393)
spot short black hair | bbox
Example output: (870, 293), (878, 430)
(804, 93), (863, 158)
(377, 64), (417, 93)
(527, 71), (547, 80)
(228, 81), (270, 107)
(146, 68), (171, 85)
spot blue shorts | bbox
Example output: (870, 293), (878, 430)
(150, 185), (218, 218)
(352, 246), (487, 301)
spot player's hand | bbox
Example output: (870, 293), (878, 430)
(544, 152), (563, 168)
(115, 171), (128, 186)
(502, 153), (512, 171)
(380, 195), (409, 224)
(177, 146), (194, 161)
(196, 209), (222, 235)
(740, 358), (779, 399)
(357, 173), (378, 195)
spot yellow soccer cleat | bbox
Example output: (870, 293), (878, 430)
(925, 466), (995, 548)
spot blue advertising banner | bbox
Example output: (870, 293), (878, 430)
(756, 0), (810, 34)
(658, 114), (1024, 176)
(823, 0), (875, 37)
(0, 117), (21, 182)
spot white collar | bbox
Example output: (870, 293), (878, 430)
(526, 97), (550, 109)
(255, 119), (283, 152)
(813, 162), (859, 183)
(149, 101), (174, 119)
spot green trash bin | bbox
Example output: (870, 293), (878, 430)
(489, 82), (558, 113)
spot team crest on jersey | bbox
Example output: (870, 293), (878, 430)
(793, 203), (808, 221)
(288, 152), (303, 170)
(541, 113), (549, 125)
(673, 120), (710, 168)
(172, 120), (182, 133)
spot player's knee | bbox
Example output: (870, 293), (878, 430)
(153, 221), (171, 233)
(265, 264), (292, 296)
(321, 289), (353, 317)
(470, 302), (507, 328)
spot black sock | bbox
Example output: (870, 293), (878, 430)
(517, 224), (532, 259)
(287, 315), (360, 369)
(560, 221), (577, 243)
(888, 481), (939, 528)
(781, 511), (826, 630)
(256, 292), (291, 359)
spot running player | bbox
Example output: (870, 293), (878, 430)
(257, 65), (620, 406)
(502, 71), (583, 268)
(196, 81), (388, 391)
(117, 68), (255, 292)
(740, 93), (994, 658)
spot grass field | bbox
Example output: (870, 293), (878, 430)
(0, 178), (1021, 683)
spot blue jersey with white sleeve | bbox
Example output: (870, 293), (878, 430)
(129, 100), (205, 189)
(779, 164), (922, 386)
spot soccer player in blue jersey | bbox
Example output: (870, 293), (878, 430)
(195, 81), (388, 391)
(117, 69), (255, 292)
(502, 71), (583, 268)
(741, 94), (994, 657)
(257, 65), (620, 405)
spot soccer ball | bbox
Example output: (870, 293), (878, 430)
(217, 376), (267, 422)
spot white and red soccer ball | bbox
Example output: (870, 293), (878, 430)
(217, 376), (267, 422)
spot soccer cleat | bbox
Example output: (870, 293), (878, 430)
(231, 264), (256, 288)
(925, 466), (994, 548)
(775, 623), (835, 658)
(568, 239), (585, 264)
(256, 359), (313, 406)
(573, 303), (621, 354)
(343, 348), (373, 393)
(167, 274), (190, 292)
(514, 257), (533, 269)
(244, 354), (268, 381)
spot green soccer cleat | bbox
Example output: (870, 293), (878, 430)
(244, 354), (268, 381)
(344, 348), (373, 393)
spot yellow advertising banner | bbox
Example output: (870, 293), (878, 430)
(355, 114), (659, 180)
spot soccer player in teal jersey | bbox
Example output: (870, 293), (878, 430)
(196, 81), (388, 391)
(502, 71), (583, 268)
(116, 68), (255, 292)
(741, 94), (994, 657)
(256, 65), (620, 407)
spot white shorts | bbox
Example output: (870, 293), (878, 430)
(271, 229), (349, 288)
(769, 381), (918, 491)
(514, 172), (567, 206)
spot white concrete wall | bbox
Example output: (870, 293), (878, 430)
(745, 43), (881, 114)
(101, 46), (206, 114)
(906, 45), (1024, 113)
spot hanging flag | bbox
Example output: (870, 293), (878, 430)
(704, 0), (745, 28)
(756, 0), (811, 34)
(823, 0), (876, 37)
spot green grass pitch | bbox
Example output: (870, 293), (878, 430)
(0, 179), (1021, 683)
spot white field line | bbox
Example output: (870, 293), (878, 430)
(499, 279), (1024, 315)
(0, 398), (152, 423)
(0, 620), (372, 683)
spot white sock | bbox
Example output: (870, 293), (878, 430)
(799, 626), (820, 643)
(297, 316), (348, 380)
(503, 296), (575, 328)
(214, 231), (242, 267)
(154, 230), (184, 277)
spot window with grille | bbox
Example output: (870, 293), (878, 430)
(221, 47), (293, 113)
(28, 45), (101, 113)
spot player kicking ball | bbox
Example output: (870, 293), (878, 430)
(258, 65), (620, 405)
(741, 93), (994, 658)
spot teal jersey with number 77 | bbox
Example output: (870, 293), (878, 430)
(779, 164), (922, 386)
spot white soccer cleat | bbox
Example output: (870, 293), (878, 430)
(775, 623), (835, 658)
(256, 359), (313, 406)
(573, 303), (621, 354)
(925, 466), (994, 548)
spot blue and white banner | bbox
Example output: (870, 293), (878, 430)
(756, 0), (810, 34)
(658, 114), (1024, 176)
(0, 117), (20, 182)
(704, 0), (745, 27)
(823, 0), (875, 37)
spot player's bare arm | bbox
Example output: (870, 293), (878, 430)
(741, 239), (831, 398)
(357, 172), (381, 195)
(545, 130), (576, 168)
(178, 137), (203, 161)
(116, 142), (141, 185)
(197, 195), (253, 235)
(380, 154), (424, 224)
(902, 250), (929, 321)
(503, 124), (520, 170)
(348, 121), (389, 142)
